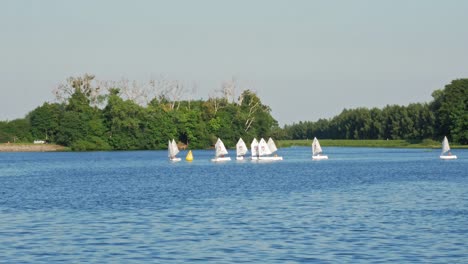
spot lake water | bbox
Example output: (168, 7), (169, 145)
(1, 147), (467, 263)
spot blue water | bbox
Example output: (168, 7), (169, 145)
(1, 147), (467, 263)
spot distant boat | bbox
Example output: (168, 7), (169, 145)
(252, 138), (282, 161)
(250, 138), (259, 160)
(186, 150), (193, 162)
(440, 136), (457, 160)
(211, 138), (231, 162)
(312, 137), (328, 160)
(236, 138), (248, 160)
(168, 139), (181, 162)
(266, 137), (283, 160)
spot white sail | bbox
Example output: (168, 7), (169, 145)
(236, 138), (248, 156)
(215, 138), (229, 157)
(440, 136), (457, 159)
(168, 140), (172, 157)
(168, 139), (181, 161)
(251, 138), (259, 157)
(267, 137), (278, 153)
(441, 136), (450, 155)
(312, 137), (323, 156)
(171, 139), (179, 156)
(258, 138), (272, 156)
(312, 137), (328, 160)
(168, 139), (180, 158)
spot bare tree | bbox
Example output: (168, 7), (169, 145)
(187, 81), (198, 110)
(208, 96), (221, 115)
(146, 74), (173, 105)
(122, 80), (149, 105)
(53, 74), (105, 107)
(220, 76), (238, 103)
(161, 80), (185, 110)
(239, 90), (261, 132)
(96, 77), (172, 107)
(208, 85), (227, 115)
(206, 76), (241, 115)
(244, 100), (260, 132)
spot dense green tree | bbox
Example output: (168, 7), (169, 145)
(103, 89), (145, 150)
(431, 79), (468, 144)
(28, 102), (62, 142)
(54, 85), (109, 150)
(0, 119), (32, 143)
(237, 90), (278, 141)
(142, 102), (178, 149)
(280, 89), (462, 143)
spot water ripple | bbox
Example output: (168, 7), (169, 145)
(0, 148), (467, 263)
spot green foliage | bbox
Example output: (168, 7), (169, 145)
(431, 79), (468, 144)
(28, 102), (62, 142)
(103, 90), (146, 150)
(71, 136), (112, 151)
(282, 79), (467, 144)
(2, 76), (466, 148)
(0, 76), (278, 150)
(282, 103), (439, 142)
(0, 118), (32, 143)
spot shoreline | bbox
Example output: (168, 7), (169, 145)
(0, 143), (67, 152)
(1, 140), (466, 152)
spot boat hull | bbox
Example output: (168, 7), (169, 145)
(440, 155), (457, 160)
(169, 157), (181, 162)
(251, 156), (283, 161)
(312, 155), (328, 160)
(211, 157), (232, 162)
(236, 156), (245, 161)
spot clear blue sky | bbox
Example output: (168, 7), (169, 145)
(1, 0), (467, 125)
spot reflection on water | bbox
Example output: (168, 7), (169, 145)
(1, 148), (467, 263)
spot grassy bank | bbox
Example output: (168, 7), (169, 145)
(277, 139), (468, 149)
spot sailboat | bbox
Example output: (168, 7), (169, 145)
(252, 138), (282, 161)
(267, 137), (283, 160)
(440, 136), (457, 160)
(250, 138), (259, 160)
(211, 138), (231, 162)
(168, 139), (181, 162)
(312, 137), (328, 160)
(236, 138), (248, 160)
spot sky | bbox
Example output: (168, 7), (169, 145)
(1, 0), (467, 125)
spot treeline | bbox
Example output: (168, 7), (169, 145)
(0, 75), (279, 150)
(1, 77), (466, 149)
(280, 79), (468, 144)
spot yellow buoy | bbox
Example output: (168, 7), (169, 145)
(185, 150), (193, 161)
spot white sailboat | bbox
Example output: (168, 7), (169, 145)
(258, 138), (272, 156)
(168, 139), (181, 162)
(267, 137), (277, 153)
(266, 137), (283, 160)
(211, 138), (231, 162)
(250, 138), (259, 160)
(236, 138), (248, 160)
(252, 138), (282, 161)
(312, 137), (328, 160)
(440, 136), (457, 160)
